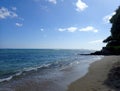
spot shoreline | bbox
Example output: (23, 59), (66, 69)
(0, 56), (102, 91)
(67, 56), (120, 91)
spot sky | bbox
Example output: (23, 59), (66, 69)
(0, 0), (120, 50)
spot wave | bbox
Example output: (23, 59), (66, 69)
(0, 60), (75, 83)
(0, 56), (103, 83)
(0, 62), (57, 83)
(0, 71), (22, 83)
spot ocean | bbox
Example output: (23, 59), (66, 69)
(0, 49), (102, 91)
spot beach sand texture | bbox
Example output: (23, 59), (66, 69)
(67, 56), (120, 91)
(1, 56), (120, 91)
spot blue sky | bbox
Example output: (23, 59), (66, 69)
(0, 0), (120, 50)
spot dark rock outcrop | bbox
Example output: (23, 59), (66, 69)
(105, 66), (120, 90)
(91, 6), (120, 55)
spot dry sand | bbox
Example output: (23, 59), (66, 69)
(67, 56), (120, 91)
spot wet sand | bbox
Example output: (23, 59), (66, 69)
(67, 56), (120, 91)
(0, 56), (102, 91)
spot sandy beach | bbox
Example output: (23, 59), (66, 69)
(67, 56), (120, 91)
(1, 56), (120, 91)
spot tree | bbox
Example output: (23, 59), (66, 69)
(103, 6), (120, 54)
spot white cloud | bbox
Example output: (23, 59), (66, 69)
(48, 0), (57, 4)
(103, 12), (116, 23)
(89, 39), (103, 44)
(67, 27), (78, 32)
(58, 27), (78, 32)
(0, 7), (18, 19)
(75, 0), (88, 12)
(58, 26), (98, 33)
(40, 28), (44, 31)
(79, 26), (98, 32)
(16, 23), (23, 27)
(58, 28), (66, 32)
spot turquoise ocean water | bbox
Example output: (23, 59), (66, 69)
(0, 49), (101, 83)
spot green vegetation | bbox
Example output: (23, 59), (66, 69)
(102, 6), (120, 55)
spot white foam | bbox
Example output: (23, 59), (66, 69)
(0, 76), (13, 82)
